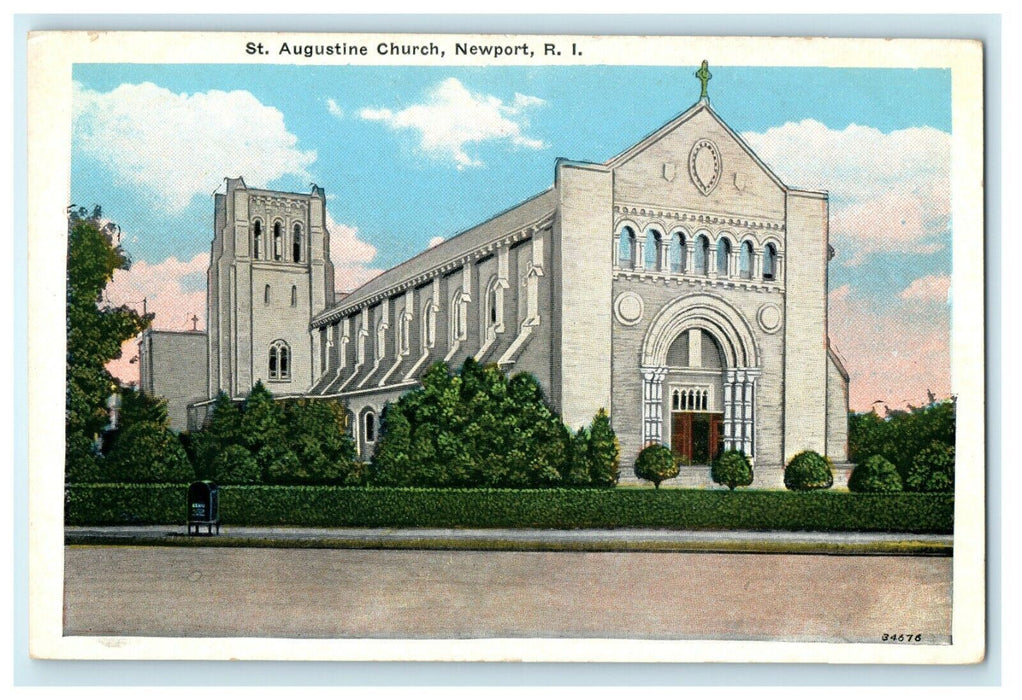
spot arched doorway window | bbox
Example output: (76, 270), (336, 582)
(694, 234), (710, 275)
(717, 237), (732, 277)
(618, 226), (637, 269)
(740, 241), (754, 280)
(644, 229), (663, 271)
(763, 243), (777, 281)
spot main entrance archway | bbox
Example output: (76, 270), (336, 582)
(640, 294), (761, 458)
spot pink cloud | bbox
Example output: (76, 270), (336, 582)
(899, 274), (951, 303)
(103, 252), (209, 386)
(829, 287), (950, 412)
(327, 213), (383, 293)
(831, 190), (946, 266)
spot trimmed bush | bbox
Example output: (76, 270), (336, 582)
(711, 450), (754, 490)
(784, 450), (834, 491)
(65, 484), (955, 534)
(905, 441), (955, 493)
(104, 421), (194, 484)
(212, 444), (261, 485)
(586, 408), (620, 487)
(634, 444), (678, 489)
(65, 432), (101, 484)
(848, 455), (903, 493)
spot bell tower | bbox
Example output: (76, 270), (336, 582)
(207, 177), (335, 399)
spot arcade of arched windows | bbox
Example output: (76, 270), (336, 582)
(249, 216), (307, 263)
(613, 220), (784, 284)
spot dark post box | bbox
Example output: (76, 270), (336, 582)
(187, 480), (221, 535)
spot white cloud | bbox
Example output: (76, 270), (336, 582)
(358, 77), (547, 169)
(427, 236), (445, 249)
(900, 274), (952, 303)
(326, 98), (344, 118)
(741, 120), (950, 265)
(73, 81), (317, 213)
(326, 213), (383, 292)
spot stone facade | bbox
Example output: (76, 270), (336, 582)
(148, 94), (850, 482)
(137, 330), (207, 431)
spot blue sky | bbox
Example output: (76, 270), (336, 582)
(72, 63), (952, 408)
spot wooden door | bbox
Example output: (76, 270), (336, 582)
(709, 413), (724, 461)
(671, 412), (692, 463)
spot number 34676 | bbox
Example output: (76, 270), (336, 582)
(882, 633), (923, 642)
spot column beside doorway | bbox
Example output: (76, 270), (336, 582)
(640, 366), (668, 445)
(723, 367), (760, 458)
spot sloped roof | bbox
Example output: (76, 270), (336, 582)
(313, 188), (557, 324)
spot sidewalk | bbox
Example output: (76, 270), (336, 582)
(65, 525), (953, 556)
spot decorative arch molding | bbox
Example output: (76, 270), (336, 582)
(641, 293), (759, 369)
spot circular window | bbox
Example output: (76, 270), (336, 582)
(757, 303), (782, 333)
(614, 292), (644, 326)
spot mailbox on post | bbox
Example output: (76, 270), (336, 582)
(187, 481), (220, 535)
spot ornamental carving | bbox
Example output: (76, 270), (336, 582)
(757, 303), (782, 334)
(689, 139), (722, 196)
(613, 292), (644, 326)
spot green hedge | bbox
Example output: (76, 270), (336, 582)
(65, 484), (954, 533)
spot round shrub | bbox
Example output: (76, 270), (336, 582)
(105, 421), (195, 483)
(784, 450), (834, 491)
(848, 455), (902, 493)
(212, 444), (261, 485)
(711, 449), (754, 490)
(634, 444), (679, 489)
(905, 441), (955, 493)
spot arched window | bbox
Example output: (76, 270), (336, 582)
(399, 313), (410, 355)
(292, 224), (303, 263)
(273, 222), (282, 261)
(671, 389), (680, 411)
(717, 237), (732, 277)
(618, 226), (637, 269)
(268, 340), (291, 380)
(763, 243), (777, 281)
(695, 234), (710, 275)
(252, 220), (262, 259)
(424, 304), (437, 348)
(644, 229), (662, 271)
(740, 241), (754, 280)
(489, 285), (498, 325)
(290, 285), (297, 307)
(376, 319), (387, 357)
(668, 232), (686, 273)
(364, 410), (377, 444)
(450, 291), (467, 343)
(264, 284), (271, 305)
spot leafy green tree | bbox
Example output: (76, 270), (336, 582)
(905, 441), (955, 493)
(278, 399), (360, 484)
(634, 444), (678, 489)
(188, 392), (244, 479)
(784, 450), (834, 491)
(847, 455), (903, 493)
(66, 210), (151, 479)
(585, 408), (620, 487)
(239, 381), (286, 452)
(105, 421), (194, 483)
(849, 398), (955, 478)
(711, 449), (754, 490)
(212, 444), (261, 484)
(371, 359), (594, 488)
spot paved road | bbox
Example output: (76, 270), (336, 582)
(64, 546), (952, 642)
(63, 525), (953, 553)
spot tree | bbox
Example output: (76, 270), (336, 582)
(585, 408), (620, 487)
(847, 455), (903, 493)
(370, 359), (593, 488)
(905, 441), (955, 493)
(784, 450), (834, 491)
(711, 449), (754, 490)
(105, 421), (194, 483)
(848, 398), (956, 479)
(66, 209), (151, 480)
(634, 444), (678, 489)
(278, 399), (361, 484)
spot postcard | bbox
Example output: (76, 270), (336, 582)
(27, 31), (984, 663)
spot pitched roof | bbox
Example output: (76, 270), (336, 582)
(313, 187), (557, 325)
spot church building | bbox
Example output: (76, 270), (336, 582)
(140, 69), (850, 485)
